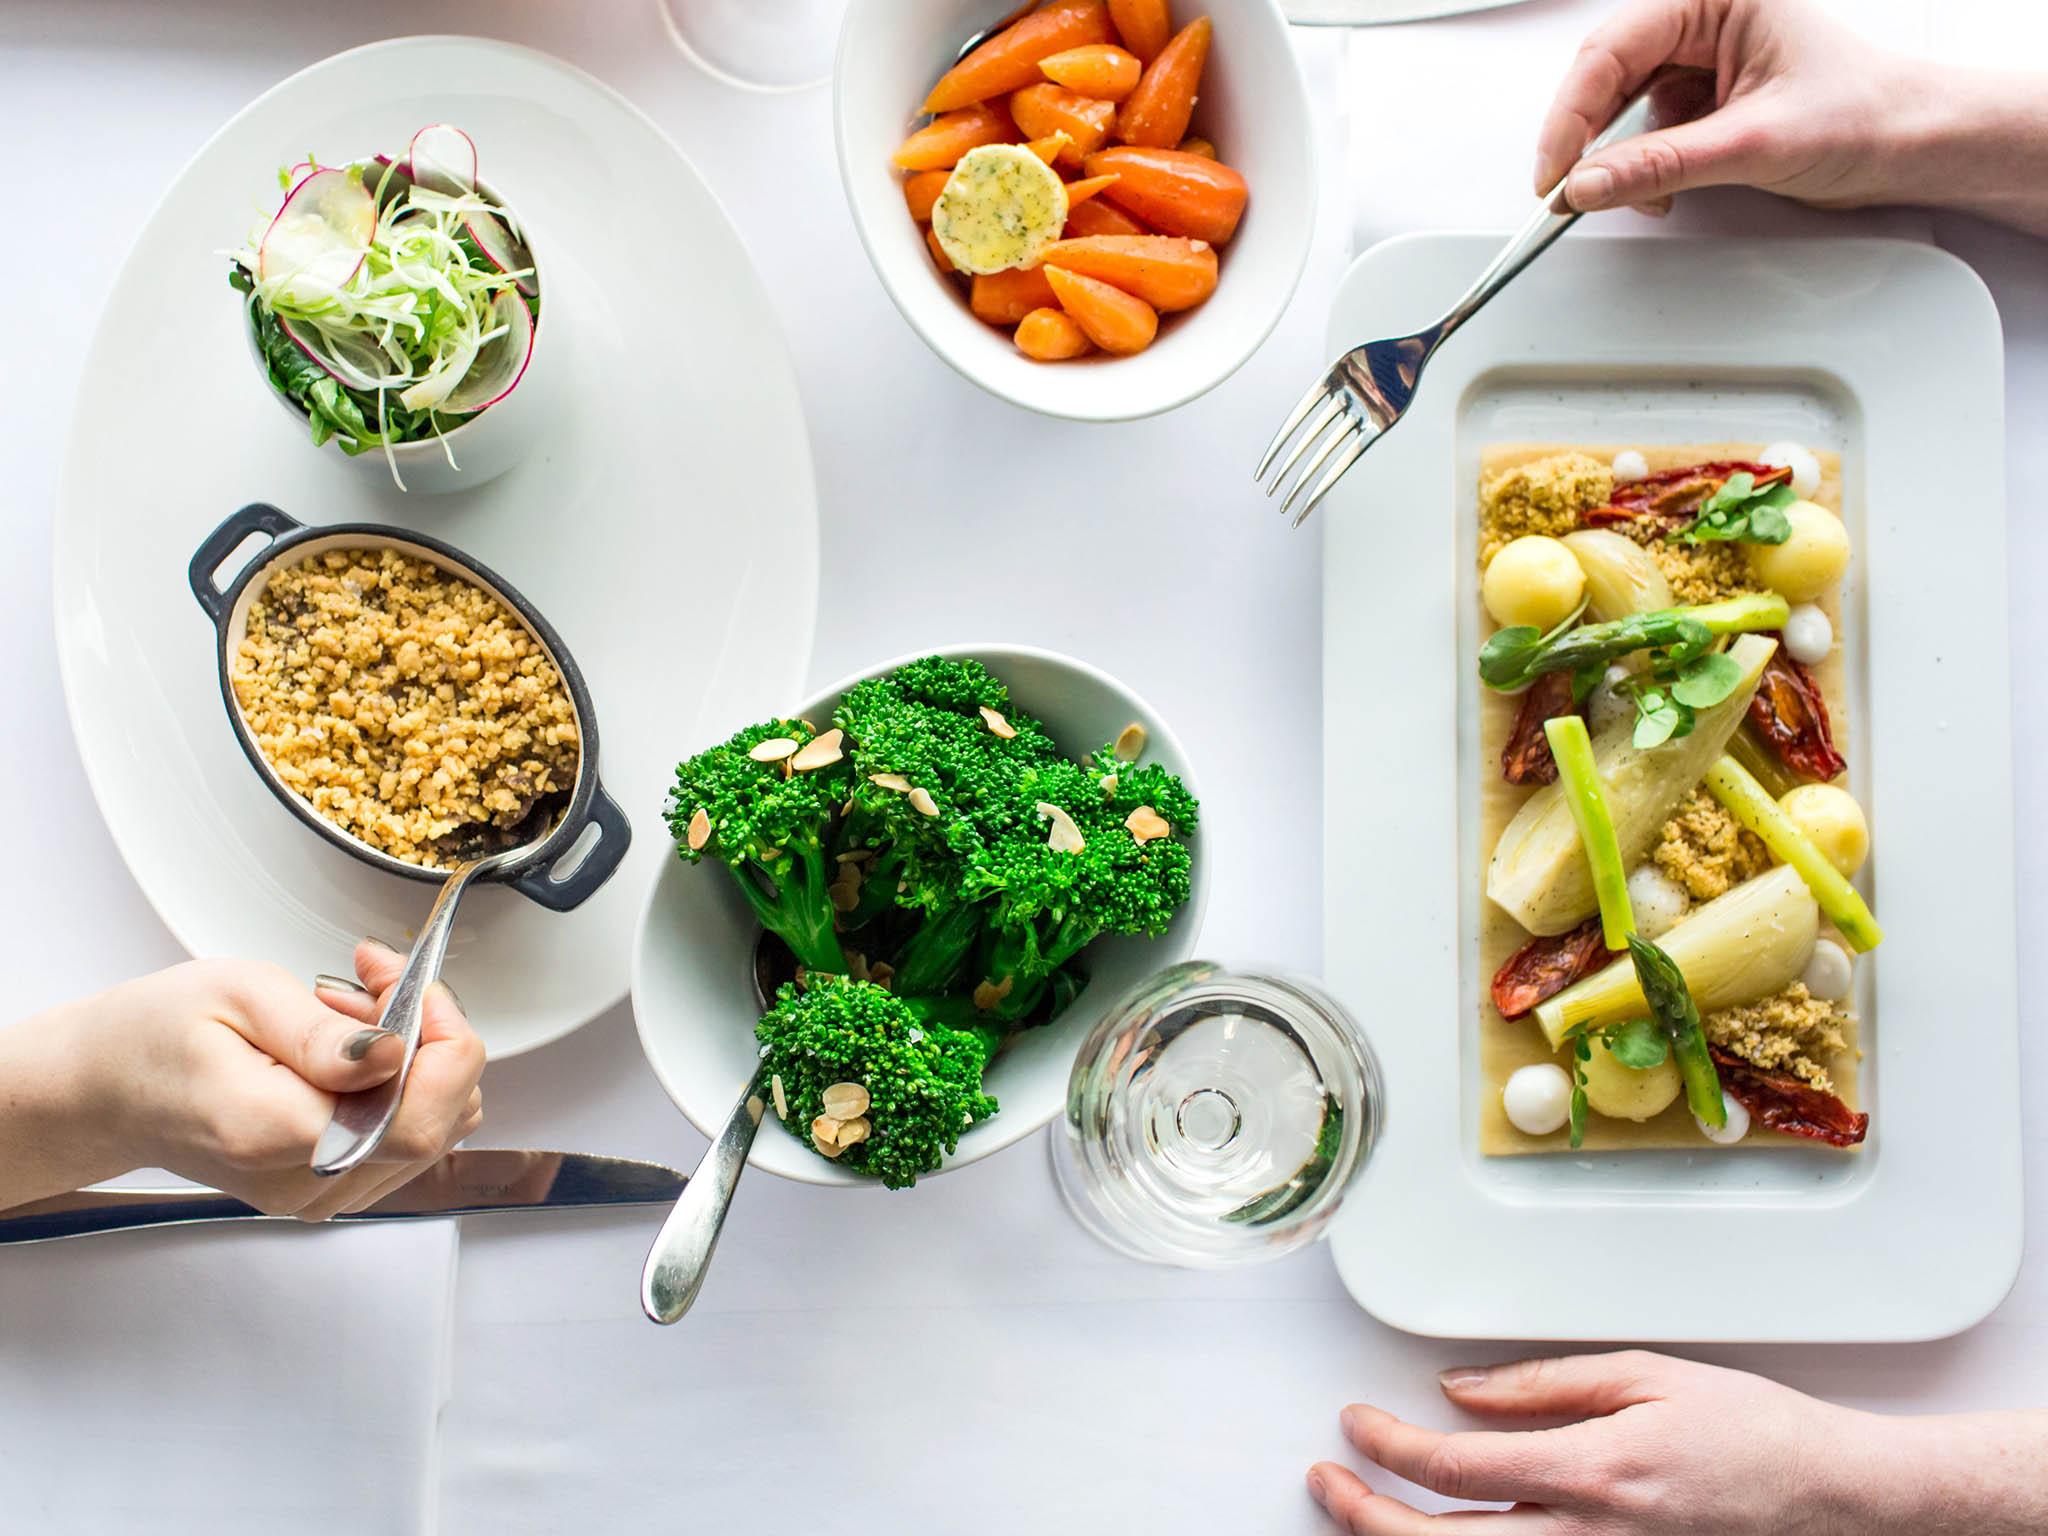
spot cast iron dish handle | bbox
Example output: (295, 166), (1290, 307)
(188, 502), (302, 626)
(510, 779), (632, 913)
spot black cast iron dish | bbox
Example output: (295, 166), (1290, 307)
(188, 501), (629, 911)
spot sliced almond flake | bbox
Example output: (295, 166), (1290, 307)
(869, 772), (912, 793)
(835, 848), (872, 864)
(1036, 801), (1086, 854)
(1113, 722), (1147, 762)
(1125, 805), (1171, 843)
(1099, 772), (1118, 796)
(979, 706), (1017, 739)
(745, 1094), (765, 1121)
(972, 975), (1014, 1011)
(771, 1074), (789, 1120)
(812, 1129), (848, 1158)
(868, 962), (894, 991)
(847, 951), (870, 982)
(686, 806), (711, 851)
(791, 729), (845, 772)
(829, 881), (863, 913)
(812, 1114), (845, 1149)
(908, 787), (940, 818)
(822, 1082), (871, 1120)
(834, 1116), (871, 1148)
(749, 736), (799, 763)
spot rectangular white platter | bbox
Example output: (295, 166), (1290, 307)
(1320, 234), (2022, 1342)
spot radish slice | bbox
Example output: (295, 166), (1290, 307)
(280, 316), (391, 392)
(441, 290), (534, 414)
(462, 208), (539, 298)
(408, 123), (477, 195)
(257, 167), (375, 305)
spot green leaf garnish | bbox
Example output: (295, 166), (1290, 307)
(1672, 472), (1797, 546)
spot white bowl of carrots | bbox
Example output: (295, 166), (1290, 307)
(836, 0), (1314, 421)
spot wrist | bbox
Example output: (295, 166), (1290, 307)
(0, 997), (136, 1208)
(1876, 62), (2048, 233)
(1829, 1409), (2048, 1535)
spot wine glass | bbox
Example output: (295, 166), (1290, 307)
(655, 0), (853, 93)
(1051, 962), (1381, 1267)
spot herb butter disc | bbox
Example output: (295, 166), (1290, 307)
(931, 145), (1069, 276)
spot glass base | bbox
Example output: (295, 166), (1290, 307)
(655, 0), (850, 93)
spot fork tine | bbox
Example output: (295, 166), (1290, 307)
(1278, 420), (1359, 522)
(1290, 426), (1375, 528)
(1254, 375), (1336, 483)
(1262, 396), (1343, 499)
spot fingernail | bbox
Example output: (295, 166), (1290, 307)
(314, 973), (370, 997)
(1640, 200), (1672, 219)
(1439, 1367), (1491, 1390)
(1567, 163), (1616, 209)
(432, 979), (466, 1014)
(363, 935), (404, 957)
(1339, 1404), (1364, 1436)
(1306, 1470), (1327, 1502)
(343, 1027), (396, 1062)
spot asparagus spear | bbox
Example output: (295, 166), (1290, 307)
(1542, 715), (1633, 952)
(1480, 591), (1790, 692)
(1627, 934), (1726, 1128)
(1702, 755), (1883, 952)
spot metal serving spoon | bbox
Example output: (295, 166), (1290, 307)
(639, 935), (789, 1324)
(311, 847), (522, 1176)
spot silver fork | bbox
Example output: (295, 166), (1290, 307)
(1254, 66), (1717, 526)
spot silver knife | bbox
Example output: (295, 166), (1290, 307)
(0, 1150), (684, 1245)
(1285, 0), (1533, 23)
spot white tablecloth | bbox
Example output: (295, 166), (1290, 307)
(2, 2), (2042, 1532)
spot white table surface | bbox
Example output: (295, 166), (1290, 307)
(2, 1), (2042, 1531)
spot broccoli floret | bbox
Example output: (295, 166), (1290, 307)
(975, 751), (1198, 1020)
(756, 976), (1001, 1188)
(832, 657), (1063, 991)
(665, 720), (854, 974)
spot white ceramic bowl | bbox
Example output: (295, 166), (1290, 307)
(631, 643), (1211, 1186)
(834, 0), (1316, 421)
(243, 174), (556, 495)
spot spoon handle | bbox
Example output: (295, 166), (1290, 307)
(311, 859), (485, 1177)
(640, 1068), (771, 1324)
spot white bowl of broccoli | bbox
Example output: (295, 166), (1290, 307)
(631, 644), (1209, 1188)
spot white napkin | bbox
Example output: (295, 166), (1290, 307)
(0, 1213), (457, 1534)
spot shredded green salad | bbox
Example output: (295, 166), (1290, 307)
(226, 134), (538, 488)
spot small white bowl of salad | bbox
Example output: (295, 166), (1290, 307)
(227, 124), (548, 495)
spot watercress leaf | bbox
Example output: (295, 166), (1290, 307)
(1569, 1080), (1588, 1147)
(1479, 626), (1544, 689)
(1606, 1018), (1670, 1070)
(1633, 690), (1683, 749)
(1746, 503), (1793, 544)
(1572, 662), (1607, 704)
(1670, 651), (1746, 708)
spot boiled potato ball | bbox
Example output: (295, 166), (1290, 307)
(1778, 783), (1869, 876)
(1745, 501), (1850, 603)
(1580, 1040), (1682, 1121)
(1483, 536), (1584, 630)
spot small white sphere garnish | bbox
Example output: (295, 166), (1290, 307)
(1626, 863), (1689, 939)
(1781, 603), (1833, 666)
(1611, 449), (1648, 483)
(1802, 938), (1854, 1002)
(1697, 1092), (1751, 1145)
(1759, 441), (1822, 499)
(1502, 1063), (1573, 1136)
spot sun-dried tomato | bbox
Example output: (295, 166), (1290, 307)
(1491, 918), (1612, 1019)
(1747, 640), (1847, 782)
(1710, 1046), (1869, 1147)
(1501, 671), (1580, 786)
(1581, 460), (1792, 528)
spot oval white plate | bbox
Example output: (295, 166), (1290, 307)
(53, 38), (818, 1058)
(632, 644), (1210, 1186)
